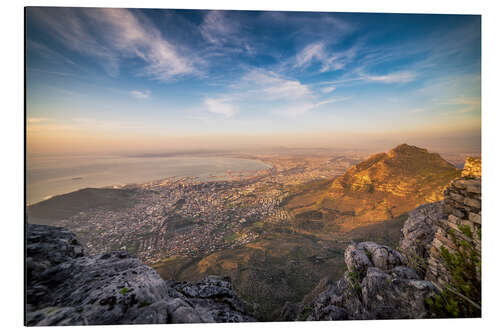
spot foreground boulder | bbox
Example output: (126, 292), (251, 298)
(293, 241), (437, 321)
(26, 224), (255, 326)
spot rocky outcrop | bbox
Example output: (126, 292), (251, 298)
(396, 157), (481, 286)
(399, 201), (443, 278)
(25, 224), (255, 326)
(293, 241), (437, 321)
(461, 157), (481, 179)
(426, 173), (481, 286)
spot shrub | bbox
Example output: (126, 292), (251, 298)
(426, 226), (481, 318)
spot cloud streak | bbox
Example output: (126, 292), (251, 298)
(200, 11), (255, 56)
(363, 70), (417, 83)
(294, 42), (358, 73)
(130, 90), (151, 99)
(30, 8), (200, 81)
(204, 98), (238, 117)
(240, 70), (312, 100)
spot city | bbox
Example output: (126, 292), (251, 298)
(49, 152), (363, 264)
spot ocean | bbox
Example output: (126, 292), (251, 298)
(26, 154), (270, 205)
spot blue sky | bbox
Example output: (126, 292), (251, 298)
(26, 8), (481, 154)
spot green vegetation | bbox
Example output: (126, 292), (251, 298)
(347, 270), (362, 296)
(119, 287), (131, 295)
(298, 305), (313, 321)
(224, 232), (239, 242)
(164, 215), (197, 232)
(400, 246), (428, 278)
(426, 227), (481, 318)
(125, 240), (141, 254)
(364, 248), (373, 261)
(109, 243), (122, 251)
(138, 301), (152, 308)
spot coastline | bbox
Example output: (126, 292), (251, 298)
(26, 155), (272, 206)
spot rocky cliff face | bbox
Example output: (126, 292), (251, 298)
(426, 158), (481, 287)
(26, 224), (255, 326)
(399, 201), (444, 278)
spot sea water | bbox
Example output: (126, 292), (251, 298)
(26, 154), (270, 205)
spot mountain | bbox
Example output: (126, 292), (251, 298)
(286, 144), (460, 231)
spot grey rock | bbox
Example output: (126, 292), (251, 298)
(279, 301), (299, 321)
(400, 202), (443, 277)
(26, 224), (255, 326)
(389, 266), (419, 280)
(344, 243), (373, 278)
(295, 241), (438, 321)
(29, 251), (169, 324)
(306, 273), (364, 321)
(26, 224), (84, 282)
(361, 267), (437, 319)
(307, 305), (348, 321)
(344, 241), (405, 278)
(26, 307), (87, 326)
(132, 300), (170, 324)
(164, 298), (204, 323)
(357, 241), (405, 271)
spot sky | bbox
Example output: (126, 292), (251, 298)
(26, 8), (481, 155)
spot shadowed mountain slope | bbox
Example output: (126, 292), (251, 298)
(27, 188), (137, 222)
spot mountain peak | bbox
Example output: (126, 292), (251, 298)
(387, 144), (428, 157)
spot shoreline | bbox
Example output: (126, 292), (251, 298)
(26, 155), (273, 206)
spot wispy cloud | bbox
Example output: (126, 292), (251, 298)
(314, 96), (351, 107)
(321, 86), (337, 94)
(294, 42), (358, 73)
(200, 11), (254, 56)
(272, 97), (350, 117)
(200, 11), (234, 46)
(363, 70), (417, 83)
(204, 98), (238, 117)
(30, 8), (200, 81)
(239, 70), (312, 100)
(130, 90), (151, 99)
(294, 42), (325, 68)
(27, 39), (77, 67)
(262, 12), (355, 43)
(215, 69), (350, 117)
(440, 96), (481, 113)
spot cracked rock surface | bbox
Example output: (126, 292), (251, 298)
(26, 224), (255, 326)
